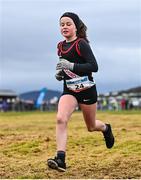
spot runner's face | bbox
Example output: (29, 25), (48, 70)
(60, 17), (77, 40)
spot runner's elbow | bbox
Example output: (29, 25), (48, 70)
(93, 66), (98, 72)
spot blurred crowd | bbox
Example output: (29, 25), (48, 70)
(97, 96), (141, 111)
(0, 95), (141, 112)
(0, 97), (58, 112)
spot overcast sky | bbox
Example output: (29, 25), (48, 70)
(0, 0), (141, 94)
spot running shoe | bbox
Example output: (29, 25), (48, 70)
(103, 124), (115, 148)
(47, 156), (66, 172)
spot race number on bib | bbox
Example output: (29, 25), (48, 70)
(66, 76), (95, 92)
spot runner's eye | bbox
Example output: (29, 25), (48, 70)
(66, 22), (71, 26)
(60, 22), (72, 27)
(60, 23), (65, 27)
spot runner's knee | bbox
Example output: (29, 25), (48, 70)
(87, 125), (96, 132)
(88, 127), (95, 132)
(56, 115), (68, 125)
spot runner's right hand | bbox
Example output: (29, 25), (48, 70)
(55, 70), (64, 81)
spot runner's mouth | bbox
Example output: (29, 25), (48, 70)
(63, 31), (69, 34)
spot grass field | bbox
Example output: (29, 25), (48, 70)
(0, 111), (141, 179)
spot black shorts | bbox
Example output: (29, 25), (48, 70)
(62, 85), (97, 105)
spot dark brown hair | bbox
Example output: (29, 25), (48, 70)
(77, 19), (89, 43)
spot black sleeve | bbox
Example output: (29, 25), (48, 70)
(73, 40), (98, 73)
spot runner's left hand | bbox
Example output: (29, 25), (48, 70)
(56, 58), (74, 71)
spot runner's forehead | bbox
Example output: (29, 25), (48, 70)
(60, 17), (74, 24)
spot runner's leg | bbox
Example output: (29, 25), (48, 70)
(56, 94), (78, 151)
(80, 102), (115, 148)
(79, 103), (106, 132)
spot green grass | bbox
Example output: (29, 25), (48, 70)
(0, 111), (141, 179)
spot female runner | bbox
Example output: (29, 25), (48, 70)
(47, 12), (115, 172)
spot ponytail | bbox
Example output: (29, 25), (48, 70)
(77, 19), (89, 43)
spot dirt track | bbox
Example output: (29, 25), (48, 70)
(0, 111), (141, 179)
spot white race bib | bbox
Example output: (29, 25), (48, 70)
(66, 76), (95, 92)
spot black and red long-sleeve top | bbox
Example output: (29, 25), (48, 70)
(57, 38), (98, 88)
